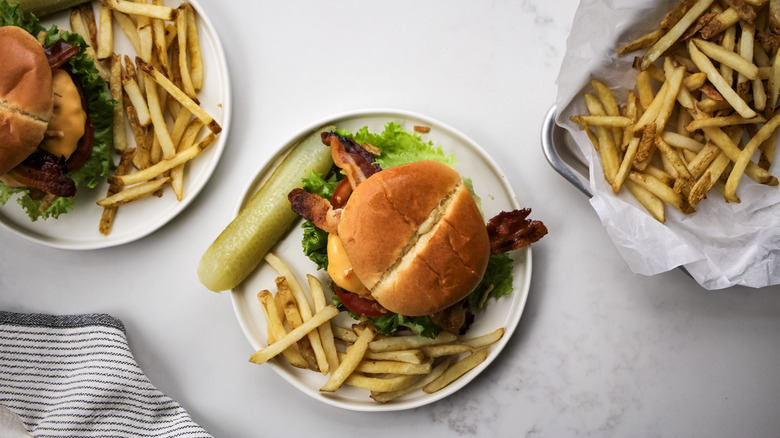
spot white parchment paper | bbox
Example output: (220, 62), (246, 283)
(555, 0), (780, 289)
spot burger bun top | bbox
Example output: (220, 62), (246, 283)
(0, 26), (54, 176)
(338, 160), (490, 316)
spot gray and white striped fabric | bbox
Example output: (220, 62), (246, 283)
(0, 312), (212, 437)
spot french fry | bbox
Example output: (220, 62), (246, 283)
(419, 344), (475, 358)
(461, 328), (505, 349)
(103, 0), (179, 20)
(686, 115), (765, 131)
(125, 105), (151, 169)
(99, 147), (135, 235)
(136, 57), (221, 133)
(591, 79), (623, 148)
(626, 180), (666, 223)
(308, 275), (339, 374)
(688, 39), (757, 118)
(77, 3), (98, 50)
(361, 349), (426, 364)
(96, 176), (170, 208)
(662, 131), (706, 152)
(274, 278), (319, 370)
(368, 332), (457, 353)
(257, 290), (309, 369)
(111, 133), (214, 186)
(422, 349), (488, 394)
(570, 115), (633, 128)
(689, 152), (731, 206)
(97, 3), (113, 59)
(584, 93), (619, 183)
(184, 3), (203, 90)
(693, 38), (759, 80)
(370, 357), (454, 403)
(320, 324), (375, 392)
(628, 171), (694, 214)
(175, 5), (198, 100)
(344, 374), (418, 392)
(724, 113), (780, 202)
(143, 70), (177, 159)
(249, 306), (339, 366)
(121, 68), (151, 127)
(639, 0), (717, 70)
(636, 70), (654, 110)
(340, 355), (433, 375)
(170, 118), (203, 200)
(332, 325), (358, 343)
(264, 253), (330, 375)
(109, 54), (127, 152)
(113, 11), (141, 54)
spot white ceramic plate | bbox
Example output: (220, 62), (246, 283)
(230, 109), (532, 411)
(0, 0), (231, 250)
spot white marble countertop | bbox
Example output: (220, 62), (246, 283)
(2, 0), (780, 437)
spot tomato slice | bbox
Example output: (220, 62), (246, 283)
(330, 178), (353, 209)
(333, 284), (390, 318)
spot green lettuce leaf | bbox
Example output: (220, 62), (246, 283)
(466, 253), (515, 312)
(332, 293), (442, 338)
(0, 1), (115, 221)
(336, 122), (456, 169)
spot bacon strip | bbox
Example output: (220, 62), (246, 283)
(486, 209), (548, 255)
(44, 39), (79, 69)
(321, 132), (381, 189)
(288, 188), (342, 234)
(9, 151), (76, 198)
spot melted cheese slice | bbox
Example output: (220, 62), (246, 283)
(41, 69), (86, 159)
(327, 233), (365, 293)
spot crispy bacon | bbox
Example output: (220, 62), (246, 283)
(321, 132), (381, 189)
(288, 188), (342, 234)
(9, 151), (76, 198)
(44, 39), (79, 69)
(486, 209), (548, 255)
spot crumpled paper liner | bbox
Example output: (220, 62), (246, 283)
(554, 0), (780, 289)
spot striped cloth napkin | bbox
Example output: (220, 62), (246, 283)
(0, 311), (212, 437)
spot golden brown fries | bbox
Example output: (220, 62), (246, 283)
(77, 0), (220, 235)
(572, 0), (780, 221)
(249, 255), (506, 403)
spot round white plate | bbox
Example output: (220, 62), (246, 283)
(230, 109), (532, 411)
(0, 0), (231, 250)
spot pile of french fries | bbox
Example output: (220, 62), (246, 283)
(67, 0), (221, 235)
(571, 0), (780, 223)
(249, 252), (503, 403)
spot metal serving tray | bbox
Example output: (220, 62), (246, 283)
(540, 105), (592, 197)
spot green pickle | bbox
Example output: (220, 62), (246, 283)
(15, 0), (91, 18)
(198, 126), (335, 292)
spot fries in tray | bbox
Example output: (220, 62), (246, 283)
(570, 0), (780, 222)
(248, 253), (503, 403)
(68, 0), (219, 235)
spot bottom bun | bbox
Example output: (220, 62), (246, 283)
(0, 110), (48, 175)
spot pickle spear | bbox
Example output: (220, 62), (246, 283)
(198, 126), (335, 292)
(15, 0), (91, 18)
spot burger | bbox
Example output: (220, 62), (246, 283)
(289, 125), (547, 338)
(0, 1), (113, 221)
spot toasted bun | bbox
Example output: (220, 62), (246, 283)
(338, 160), (490, 316)
(0, 26), (53, 176)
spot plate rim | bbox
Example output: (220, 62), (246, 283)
(229, 108), (532, 411)
(0, 0), (232, 250)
